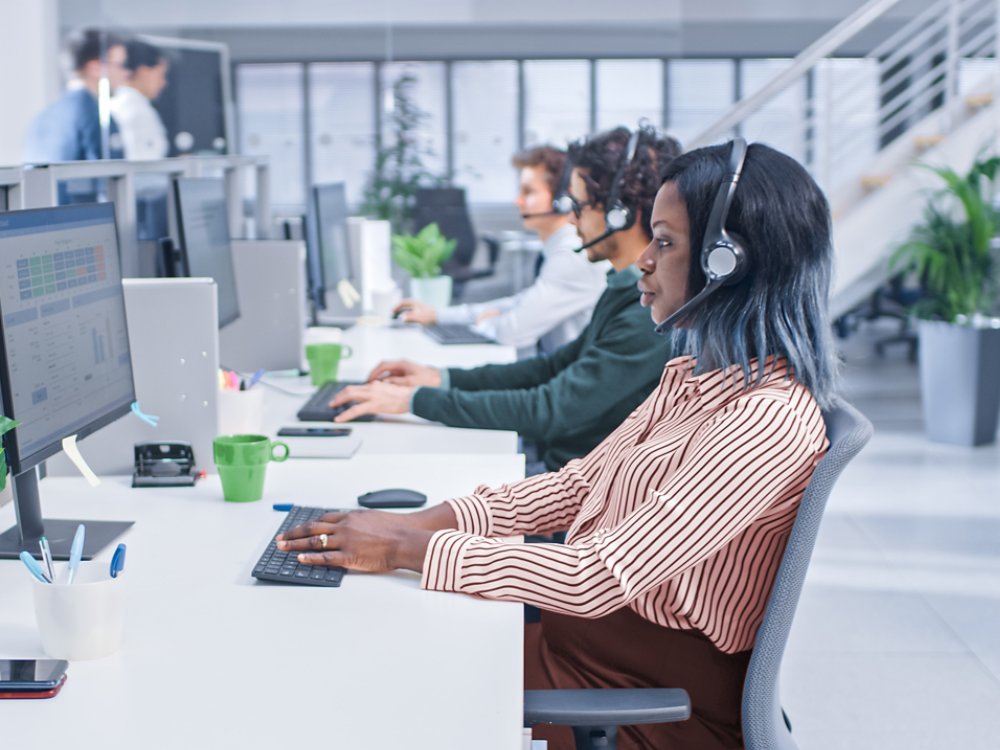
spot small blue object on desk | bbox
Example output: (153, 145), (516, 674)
(109, 543), (127, 579)
(272, 503), (294, 512)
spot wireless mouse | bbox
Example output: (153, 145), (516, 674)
(357, 488), (428, 509)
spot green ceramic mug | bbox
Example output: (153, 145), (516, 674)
(212, 434), (290, 503)
(305, 343), (353, 386)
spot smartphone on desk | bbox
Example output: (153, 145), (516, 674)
(277, 426), (352, 438)
(0, 659), (68, 691)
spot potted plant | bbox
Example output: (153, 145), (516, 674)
(392, 222), (456, 309)
(891, 155), (1000, 446)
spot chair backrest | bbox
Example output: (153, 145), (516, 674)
(412, 187), (478, 269)
(741, 401), (873, 750)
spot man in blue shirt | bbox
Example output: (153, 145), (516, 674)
(24, 29), (128, 170)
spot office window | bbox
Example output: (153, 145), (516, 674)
(667, 60), (735, 145)
(741, 59), (806, 163)
(813, 58), (879, 191)
(596, 60), (663, 132)
(453, 61), (519, 204)
(380, 62), (447, 179)
(524, 60), (590, 146)
(236, 64), (305, 209)
(309, 63), (375, 206)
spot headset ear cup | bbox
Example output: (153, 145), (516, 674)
(702, 235), (748, 285)
(605, 203), (630, 231)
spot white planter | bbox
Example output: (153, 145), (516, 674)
(409, 275), (453, 309)
(918, 319), (1000, 446)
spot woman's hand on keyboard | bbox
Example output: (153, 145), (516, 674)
(366, 359), (441, 388)
(275, 510), (432, 573)
(329, 381), (413, 423)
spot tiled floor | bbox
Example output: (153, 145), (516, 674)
(782, 323), (1000, 749)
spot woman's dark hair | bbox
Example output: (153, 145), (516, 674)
(69, 29), (126, 72)
(125, 40), (165, 72)
(568, 125), (682, 240)
(663, 141), (840, 407)
(511, 145), (566, 196)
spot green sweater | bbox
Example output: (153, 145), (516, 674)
(411, 266), (671, 471)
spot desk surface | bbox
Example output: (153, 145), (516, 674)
(0, 454), (526, 750)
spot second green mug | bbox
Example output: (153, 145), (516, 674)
(305, 343), (353, 386)
(213, 434), (289, 503)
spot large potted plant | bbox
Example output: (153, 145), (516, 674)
(392, 222), (456, 309)
(892, 155), (1000, 446)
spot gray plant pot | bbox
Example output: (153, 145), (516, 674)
(918, 319), (1000, 446)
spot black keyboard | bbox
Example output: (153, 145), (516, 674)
(423, 323), (496, 345)
(252, 505), (346, 587)
(296, 380), (376, 422)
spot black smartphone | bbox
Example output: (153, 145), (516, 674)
(0, 659), (69, 690)
(277, 426), (352, 438)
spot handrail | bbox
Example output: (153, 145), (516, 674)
(687, 0), (904, 147)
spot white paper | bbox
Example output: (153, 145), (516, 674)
(61, 434), (101, 487)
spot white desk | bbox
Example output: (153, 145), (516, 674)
(0, 453), (526, 750)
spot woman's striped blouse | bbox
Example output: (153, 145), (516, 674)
(421, 356), (829, 654)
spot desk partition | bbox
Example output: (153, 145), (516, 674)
(0, 167), (23, 211)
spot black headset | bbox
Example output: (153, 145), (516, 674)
(655, 138), (750, 335)
(573, 128), (642, 252)
(520, 151), (575, 219)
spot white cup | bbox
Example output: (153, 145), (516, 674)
(217, 386), (264, 436)
(370, 284), (402, 319)
(33, 561), (126, 660)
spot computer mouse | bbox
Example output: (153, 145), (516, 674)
(357, 488), (428, 509)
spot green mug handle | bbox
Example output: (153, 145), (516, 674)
(341, 344), (353, 359)
(270, 441), (290, 462)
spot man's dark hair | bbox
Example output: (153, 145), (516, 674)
(568, 125), (682, 240)
(125, 40), (165, 72)
(511, 146), (567, 196)
(69, 29), (126, 72)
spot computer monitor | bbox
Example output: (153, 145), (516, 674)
(173, 177), (241, 328)
(312, 183), (355, 292)
(0, 203), (136, 560)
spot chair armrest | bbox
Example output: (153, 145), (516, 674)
(524, 688), (690, 727)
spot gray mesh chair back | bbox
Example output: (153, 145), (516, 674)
(741, 401), (873, 750)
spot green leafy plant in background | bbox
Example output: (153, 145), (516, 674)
(392, 223), (456, 279)
(360, 72), (446, 230)
(0, 415), (19, 491)
(891, 155), (1000, 323)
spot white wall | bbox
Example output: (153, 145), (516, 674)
(0, 0), (60, 166)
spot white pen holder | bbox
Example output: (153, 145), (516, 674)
(217, 387), (265, 436)
(33, 561), (126, 660)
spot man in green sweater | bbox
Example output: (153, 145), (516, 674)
(331, 125), (681, 472)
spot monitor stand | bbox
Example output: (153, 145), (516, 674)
(0, 468), (133, 560)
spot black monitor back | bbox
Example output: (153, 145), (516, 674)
(412, 188), (477, 269)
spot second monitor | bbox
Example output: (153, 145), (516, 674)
(173, 177), (241, 328)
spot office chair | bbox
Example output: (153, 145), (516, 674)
(524, 401), (874, 750)
(412, 187), (500, 301)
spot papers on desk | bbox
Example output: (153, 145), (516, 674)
(282, 433), (362, 459)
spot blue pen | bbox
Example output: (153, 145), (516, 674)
(109, 543), (127, 579)
(66, 524), (85, 584)
(272, 503), (293, 512)
(19, 551), (51, 584)
(247, 369), (266, 389)
(39, 536), (55, 582)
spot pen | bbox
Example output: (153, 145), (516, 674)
(109, 543), (127, 579)
(39, 537), (55, 582)
(66, 524), (85, 584)
(247, 369), (266, 389)
(272, 503), (293, 512)
(19, 551), (51, 584)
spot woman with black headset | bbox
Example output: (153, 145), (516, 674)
(277, 139), (840, 750)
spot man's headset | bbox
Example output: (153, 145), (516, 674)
(573, 128), (642, 253)
(520, 155), (575, 219)
(654, 138), (749, 335)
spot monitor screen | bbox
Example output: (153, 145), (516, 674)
(0, 203), (135, 473)
(173, 177), (240, 328)
(303, 204), (325, 313)
(313, 183), (354, 289)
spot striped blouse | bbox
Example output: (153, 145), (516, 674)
(421, 356), (829, 654)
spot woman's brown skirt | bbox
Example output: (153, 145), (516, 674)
(525, 608), (751, 750)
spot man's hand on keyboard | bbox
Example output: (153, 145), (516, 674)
(329, 380), (413, 423)
(275, 509), (432, 573)
(366, 359), (441, 388)
(393, 299), (437, 325)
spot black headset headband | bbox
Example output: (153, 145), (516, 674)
(604, 129), (641, 220)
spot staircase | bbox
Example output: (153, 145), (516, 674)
(686, 0), (1000, 319)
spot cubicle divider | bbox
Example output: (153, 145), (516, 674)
(46, 278), (221, 478)
(19, 155), (271, 277)
(219, 239), (307, 373)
